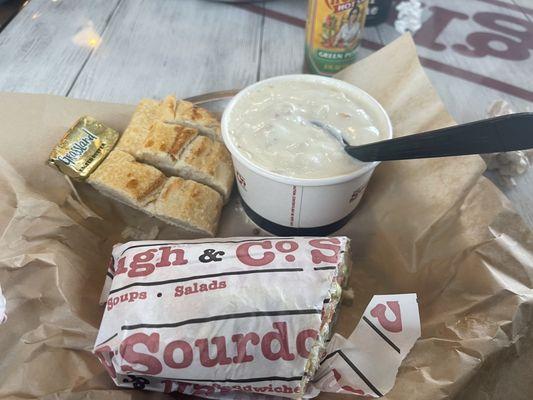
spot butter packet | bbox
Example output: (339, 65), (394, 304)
(48, 116), (119, 179)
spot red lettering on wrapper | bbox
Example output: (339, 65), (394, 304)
(309, 238), (341, 264)
(208, 383), (232, 395)
(120, 332), (163, 375)
(94, 345), (117, 378)
(296, 329), (318, 358)
(275, 240), (299, 262)
(107, 290), (147, 311)
(114, 246), (190, 279)
(333, 369), (365, 395)
(164, 340), (193, 369)
(163, 382), (298, 396)
(175, 280), (227, 297)
(115, 256), (127, 275)
(261, 322), (295, 361)
(129, 249), (158, 277)
(232, 332), (260, 363)
(162, 380), (192, 394)
(162, 379), (173, 394)
(195, 337), (233, 367)
(156, 246), (188, 268)
(193, 385), (216, 397)
(370, 301), (403, 333)
(236, 241), (275, 266)
(125, 292), (137, 302)
(107, 322), (329, 379)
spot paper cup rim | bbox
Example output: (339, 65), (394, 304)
(221, 74), (393, 186)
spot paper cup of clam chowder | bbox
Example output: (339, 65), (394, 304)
(221, 74), (393, 236)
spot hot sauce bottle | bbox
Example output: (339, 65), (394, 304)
(305, 0), (369, 76)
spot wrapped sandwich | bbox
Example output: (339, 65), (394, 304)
(94, 237), (421, 398)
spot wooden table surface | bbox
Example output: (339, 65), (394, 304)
(0, 0), (532, 226)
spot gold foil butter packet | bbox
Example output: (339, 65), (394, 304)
(48, 116), (119, 179)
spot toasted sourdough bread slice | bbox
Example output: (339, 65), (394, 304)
(116, 96), (177, 157)
(158, 95), (177, 121)
(137, 121), (198, 172)
(147, 177), (222, 236)
(173, 100), (222, 142)
(119, 102), (233, 203)
(176, 136), (234, 202)
(87, 150), (165, 208)
(88, 150), (222, 236)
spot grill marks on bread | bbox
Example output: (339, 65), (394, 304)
(88, 150), (222, 236)
(116, 96), (233, 203)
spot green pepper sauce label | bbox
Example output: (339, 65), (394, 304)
(306, 0), (369, 75)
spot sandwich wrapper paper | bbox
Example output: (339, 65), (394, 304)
(96, 237), (419, 398)
(0, 34), (532, 399)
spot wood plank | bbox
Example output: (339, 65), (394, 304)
(0, 0), (120, 95)
(68, 0), (263, 103)
(259, 0), (307, 79)
(417, 64), (531, 123)
(260, 0), (384, 79)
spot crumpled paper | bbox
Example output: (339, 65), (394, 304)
(482, 101), (532, 186)
(394, 0), (422, 34)
(0, 34), (533, 399)
(311, 294), (420, 397)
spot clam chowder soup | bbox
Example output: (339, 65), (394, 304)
(227, 79), (386, 179)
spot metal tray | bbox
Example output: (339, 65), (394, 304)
(185, 89), (239, 117)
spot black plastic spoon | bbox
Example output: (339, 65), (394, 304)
(311, 112), (533, 162)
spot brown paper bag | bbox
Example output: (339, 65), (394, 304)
(1, 34), (532, 399)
